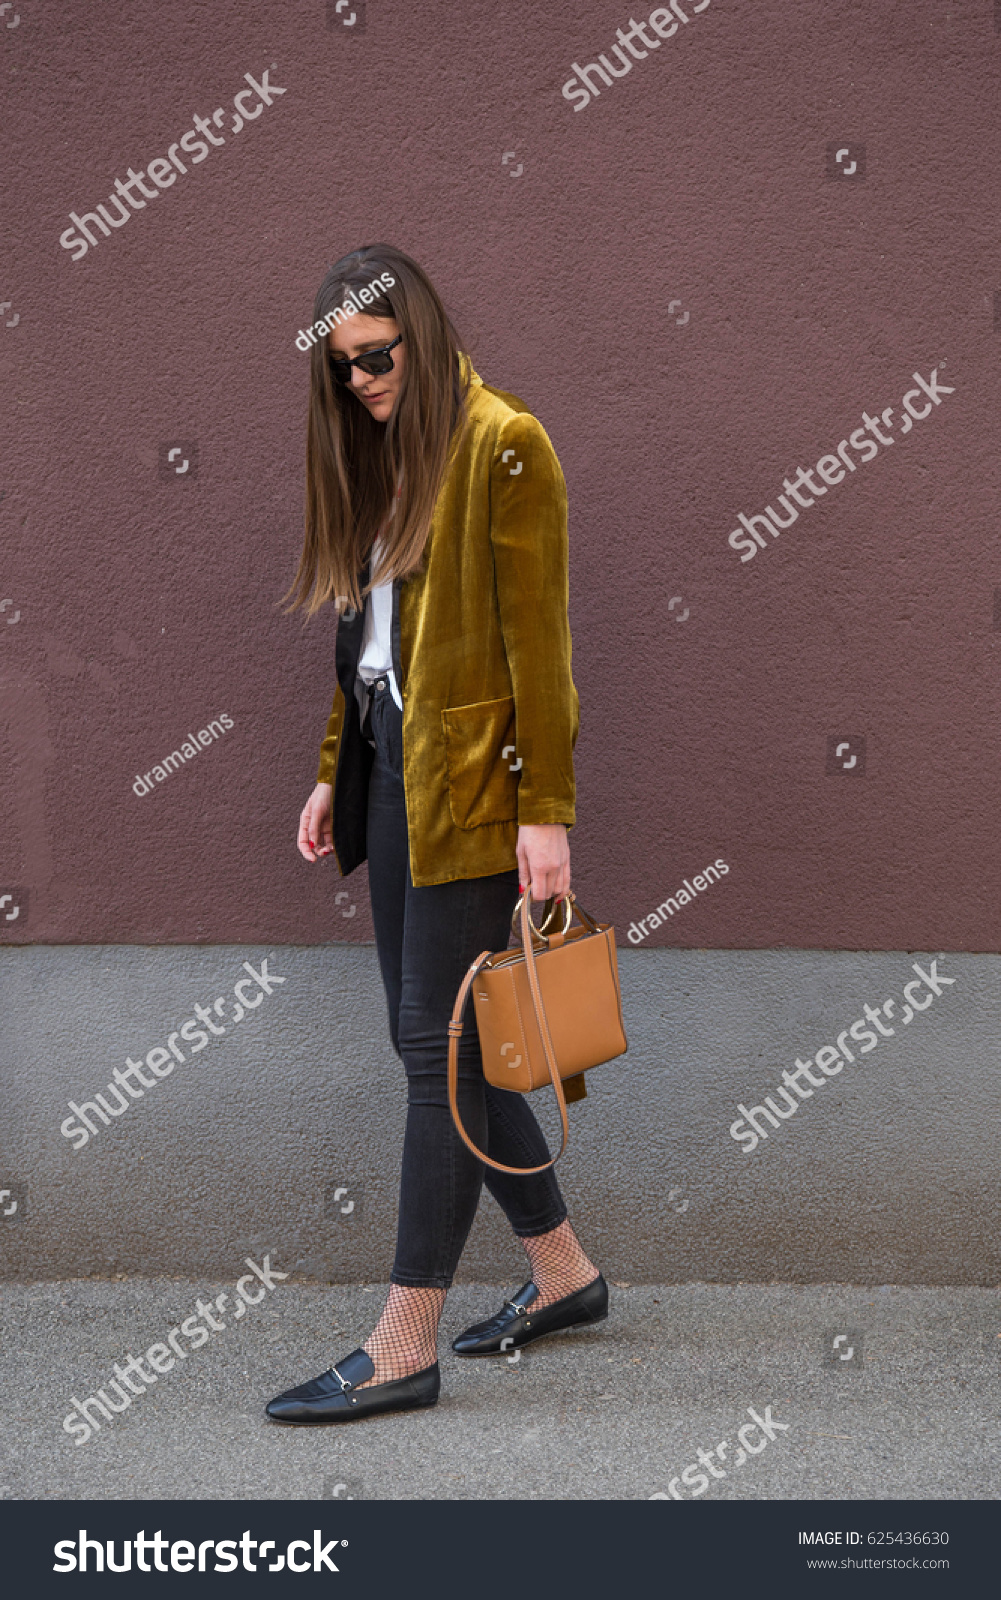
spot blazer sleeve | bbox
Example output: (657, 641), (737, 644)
(489, 409), (579, 827)
(316, 682), (345, 786)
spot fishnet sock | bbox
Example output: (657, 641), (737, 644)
(521, 1219), (598, 1310)
(355, 1285), (446, 1388)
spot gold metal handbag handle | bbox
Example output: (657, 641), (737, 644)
(510, 890), (573, 942)
(510, 889), (604, 943)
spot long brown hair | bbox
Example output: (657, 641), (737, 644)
(285, 244), (470, 618)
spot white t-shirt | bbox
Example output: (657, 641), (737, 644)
(354, 493), (403, 720)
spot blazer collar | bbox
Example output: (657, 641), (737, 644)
(459, 351), (482, 391)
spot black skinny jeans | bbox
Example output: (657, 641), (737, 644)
(363, 676), (568, 1288)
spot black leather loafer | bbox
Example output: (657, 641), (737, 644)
(452, 1273), (608, 1356)
(265, 1347), (440, 1424)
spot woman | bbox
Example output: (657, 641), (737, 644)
(266, 245), (607, 1426)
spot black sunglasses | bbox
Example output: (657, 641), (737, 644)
(328, 335), (402, 385)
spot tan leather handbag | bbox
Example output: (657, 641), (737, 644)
(446, 890), (628, 1174)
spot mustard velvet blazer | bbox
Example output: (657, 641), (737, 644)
(315, 356), (579, 888)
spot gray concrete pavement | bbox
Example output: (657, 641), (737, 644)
(3, 1281), (998, 1502)
(3, 945), (1000, 1286)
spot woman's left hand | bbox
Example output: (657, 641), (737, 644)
(517, 824), (571, 903)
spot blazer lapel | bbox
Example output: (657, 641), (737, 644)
(334, 559), (371, 693)
(391, 576), (403, 697)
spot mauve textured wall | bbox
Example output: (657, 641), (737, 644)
(2, 0), (999, 952)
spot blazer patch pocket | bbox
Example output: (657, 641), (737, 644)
(441, 695), (520, 830)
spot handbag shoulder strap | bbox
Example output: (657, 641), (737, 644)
(446, 895), (570, 1175)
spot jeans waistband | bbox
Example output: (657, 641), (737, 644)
(360, 674), (402, 768)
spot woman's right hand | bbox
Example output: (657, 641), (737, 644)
(298, 782), (334, 862)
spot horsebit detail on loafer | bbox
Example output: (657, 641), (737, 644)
(505, 1301), (530, 1320)
(341, 1376), (360, 1402)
